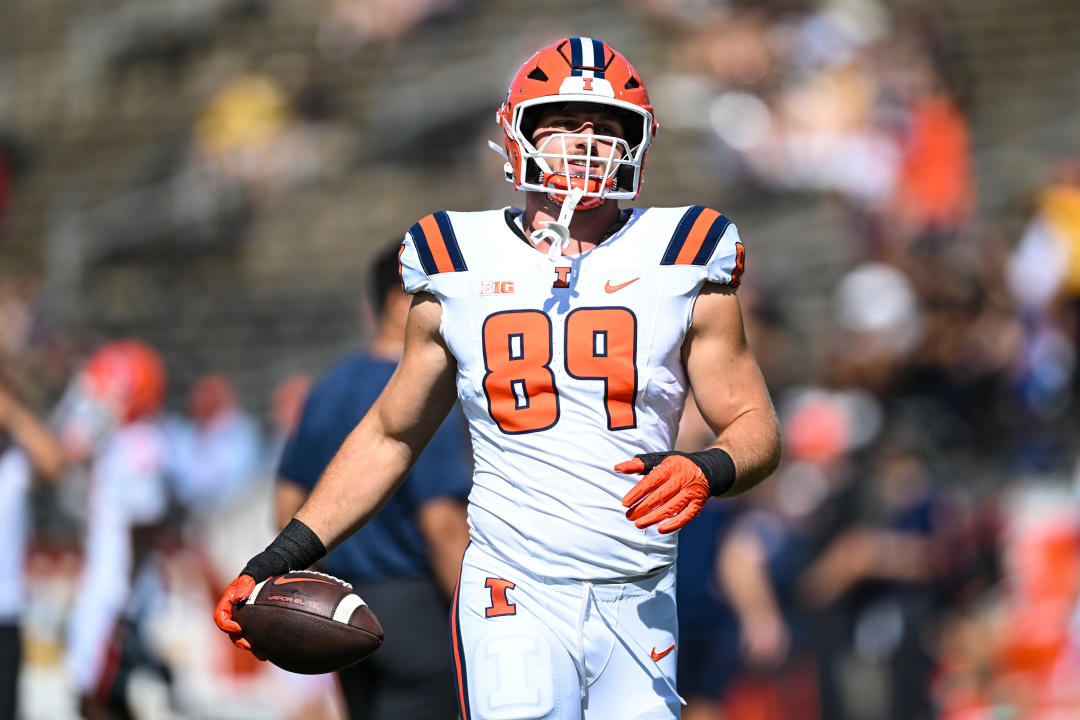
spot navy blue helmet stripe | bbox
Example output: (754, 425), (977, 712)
(591, 38), (606, 77)
(434, 211), (468, 272)
(692, 214), (732, 266)
(570, 37), (583, 76)
(661, 206), (706, 265)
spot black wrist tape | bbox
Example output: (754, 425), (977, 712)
(689, 448), (737, 496)
(241, 518), (327, 583)
(635, 448), (737, 497)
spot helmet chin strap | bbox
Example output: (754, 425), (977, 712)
(530, 186), (585, 260)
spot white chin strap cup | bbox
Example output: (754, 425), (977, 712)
(530, 186), (585, 260)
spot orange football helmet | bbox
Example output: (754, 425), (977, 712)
(55, 339), (167, 459)
(81, 340), (167, 423)
(497, 37), (658, 210)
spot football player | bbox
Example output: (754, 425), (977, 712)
(55, 340), (174, 720)
(216, 37), (781, 719)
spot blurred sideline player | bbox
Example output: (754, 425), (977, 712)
(0, 373), (65, 720)
(54, 340), (173, 720)
(218, 37), (781, 719)
(275, 242), (470, 720)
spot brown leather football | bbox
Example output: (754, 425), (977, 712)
(235, 571), (383, 674)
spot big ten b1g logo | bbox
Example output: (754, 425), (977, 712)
(481, 280), (515, 296)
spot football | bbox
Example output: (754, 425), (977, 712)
(235, 570), (383, 674)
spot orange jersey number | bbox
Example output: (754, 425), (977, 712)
(482, 310), (559, 434)
(565, 307), (637, 430)
(482, 307), (638, 433)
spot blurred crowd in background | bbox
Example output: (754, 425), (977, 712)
(2, 0), (1080, 718)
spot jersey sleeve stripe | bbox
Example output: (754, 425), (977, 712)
(419, 214), (455, 274)
(408, 219), (440, 275)
(410, 212), (468, 275)
(690, 214), (732, 266)
(434, 211), (469, 271)
(673, 208), (722, 265)
(660, 205), (705, 265)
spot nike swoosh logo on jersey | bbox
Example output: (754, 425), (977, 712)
(604, 277), (640, 293)
(273, 576), (338, 586)
(650, 643), (675, 662)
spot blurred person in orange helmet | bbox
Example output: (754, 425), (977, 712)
(53, 340), (175, 720)
(216, 37), (780, 719)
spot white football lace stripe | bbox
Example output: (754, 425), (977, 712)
(245, 579), (268, 605)
(333, 594), (366, 624)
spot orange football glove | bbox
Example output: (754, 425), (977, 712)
(213, 574), (264, 658)
(212, 519), (327, 659)
(617, 449), (737, 534)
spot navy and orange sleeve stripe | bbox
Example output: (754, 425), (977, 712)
(408, 211), (468, 275)
(660, 206), (732, 267)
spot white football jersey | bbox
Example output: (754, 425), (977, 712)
(399, 205), (745, 581)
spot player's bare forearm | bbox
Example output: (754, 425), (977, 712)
(685, 284), (781, 496)
(295, 293), (459, 551)
(706, 403), (780, 496)
(295, 415), (414, 549)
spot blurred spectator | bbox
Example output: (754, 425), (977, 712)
(52, 340), (175, 720)
(993, 490), (1080, 710)
(936, 486), (1080, 717)
(275, 241), (470, 720)
(170, 372), (262, 512)
(831, 261), (923, 395)
(1007, 159), (1080, 420)
(888, 75), (974, 242)
(267, 372), (313, 462)
(0, 373), (64, 720)
(191, 67), (332, 209)
(675, 395), (793, 720)
(796, 434), (945, 720)
(168, 372), (265, 607)
(193, 71), (292, 198)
